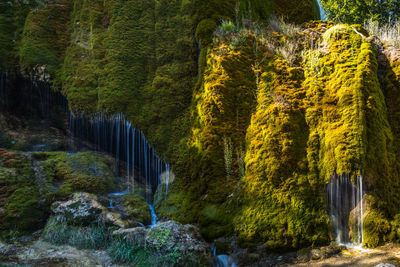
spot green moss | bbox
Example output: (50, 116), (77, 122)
(0, 149), (50, 237)
(19, 0), (72, 85)
(9, 0), (400, 251)
(363, 209), (391, 248)
(33, 151), (116, 196)
(237, 53), (329, 249)
(196, 19), (217, 48)
(122, 194), (151, 225)
(303, 24), (399, 247)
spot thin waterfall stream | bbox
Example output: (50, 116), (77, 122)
(327, 173), (364, 247)
(69, 113), (171, 227)
(316, 0), (327, 20)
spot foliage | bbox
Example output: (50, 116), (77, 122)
(0, 0), (45, 72)
(320, 0), (400, 25)
(43, 216), (110, 249)
(238, 52), (329, 249)
(196, 19), (217, 47)
(109, 235), (199, 266)
(363, 209), (391, 248)
(108, 236), (151, 265)
(8, 0), (390, 252)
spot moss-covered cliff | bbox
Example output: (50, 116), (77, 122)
(2, 0), (400, 252)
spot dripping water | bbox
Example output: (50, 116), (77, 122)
(210, 245), (238, 267)
(0, 72), (8, 110)
(69, 113), (171, 199)
(316, 0), (327, 20)
(327, 173), (364, 246)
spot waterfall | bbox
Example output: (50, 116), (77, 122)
(69, 113), (170, 196)
(0, 72), (8, 110)
(165, 163), (170, 196)
(210, 245), (238, 267)
(327, 173), (364, 246)
(316, 0), (327, 20)
(149, 204), (158, 228)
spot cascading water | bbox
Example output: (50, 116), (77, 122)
(0, 72), (8, 110)
(316, 0), (327, 20)
(149, 204), (158, 228)
(327, 173), (364, 246)
(211, 246), (237, 267)
(69, 113), (170, 199)
(0, 73), (67, 116)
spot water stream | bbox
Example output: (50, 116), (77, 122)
(149, 204), (158, 228)
(69, 113), (171, 197)
(327, 174), (364, 246)
(316, 0), (327, 20)
(69, 113), (174, 229)
(211, 246), (238, 267)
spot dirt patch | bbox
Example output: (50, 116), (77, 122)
(286, 244), (400, 267)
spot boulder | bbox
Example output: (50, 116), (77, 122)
(50, 193), (130, 228)
(111, 220), (211, 263)
(112, 227), (147, 245)
(146, 221), (210, 258)
(51, 193), (103, 226)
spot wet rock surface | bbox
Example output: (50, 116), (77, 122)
(0, 240), (121, 267)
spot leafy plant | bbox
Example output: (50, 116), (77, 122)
(320, 0), (400, 25)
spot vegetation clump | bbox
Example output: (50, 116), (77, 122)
(0, 149), (50, 238)
(33, 152), (116, 197)
(122, 194), (151, 225)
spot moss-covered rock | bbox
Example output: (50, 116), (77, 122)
(0, 150), (119, 238)
(0, 149), (50, 237)
(122, 194), (151, 226)
(33, 152), (116, 196)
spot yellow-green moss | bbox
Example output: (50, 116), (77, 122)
(303, 24), (399, 247)
(237, 53), (329, 249)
